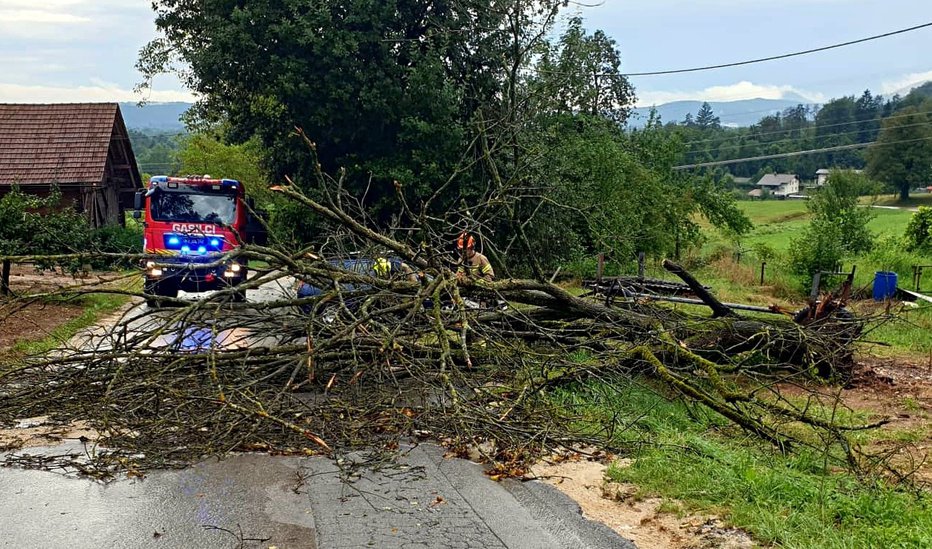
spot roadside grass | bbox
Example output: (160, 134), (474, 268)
(553, 379), (932, 548)
(7, 292), (131, 358)
(867, 208), (919, 239)
(859, 305), (932, 356)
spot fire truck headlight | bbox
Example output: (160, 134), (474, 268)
(149, 268), (163, 277)
(146, 261), (156, 269)
(230, 263), (242, 273)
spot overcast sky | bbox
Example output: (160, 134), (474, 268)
(0, 0), (929, 106)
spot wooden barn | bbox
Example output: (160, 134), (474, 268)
(0, 103), (142, 227)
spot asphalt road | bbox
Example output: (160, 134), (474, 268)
(0, 443), (634, 549)
(1, 274), (636, 549)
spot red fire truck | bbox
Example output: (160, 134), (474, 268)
(133, 176), (262, 307)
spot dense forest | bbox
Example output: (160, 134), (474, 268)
(128, 129), (184, 178)
(665, 82), (932, 197)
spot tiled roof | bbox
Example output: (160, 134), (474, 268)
(758, 173), (797, 187)
(0, 103), (120, 186)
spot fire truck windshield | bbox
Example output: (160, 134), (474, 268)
(150, 192), (237, 225)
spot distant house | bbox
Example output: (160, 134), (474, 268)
(757, 173), (800, 197)
(815, 169), (831, 187)
(815, 168), (863, 187)
(0, 103), (142, 227)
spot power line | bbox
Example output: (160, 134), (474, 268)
(537, 21), (932, 78)
(670, 110), (932, 158)
(626, 21), (932, 76)
(672, 135), (932, 170)
(677, 110), (922, 148)
(683, 119), (932, 158)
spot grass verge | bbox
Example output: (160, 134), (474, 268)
(553, 379), (932, 548)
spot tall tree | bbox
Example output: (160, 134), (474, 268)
(866, 101), (932, 200)
(532, 17), (635, 124)
(854, 89), (883, 143)
(138, 1), (520, 222)
(813, 96), (861, 168)
(694, 102), (720, 130)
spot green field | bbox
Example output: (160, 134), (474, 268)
(694, 199), (932, 355)
(724, 200), (916, 252)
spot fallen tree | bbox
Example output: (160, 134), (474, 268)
(0, 139), (884, 481)
(0, 202), (880, 480)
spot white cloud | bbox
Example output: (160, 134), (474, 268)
(0, 6), (93, 38)
(0, 0), (81, 8)
(635, 81), (825, 106)
(0, 0), (147, 38)
(0, 82), (196, 103)
(0, 9), (89, 24)
(879, 71), (932, 96)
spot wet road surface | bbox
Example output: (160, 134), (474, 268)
(1, 275), (635, 548)
(0, 444), (634, 549)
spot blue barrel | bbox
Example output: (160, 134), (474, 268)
(873, 271), (898, 301)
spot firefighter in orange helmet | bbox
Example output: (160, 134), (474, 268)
(455, 232), (494, 283)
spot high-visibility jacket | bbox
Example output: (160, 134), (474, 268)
(457, 252), (494, 280)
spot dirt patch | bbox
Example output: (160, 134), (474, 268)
(531, 458), (755, 549)
(0, 300), (86, 350)
(0, 263), (130, 354)
(5, 263), (123, 293)
(777, 356), (932, 483)
(0, 416), (99, 451)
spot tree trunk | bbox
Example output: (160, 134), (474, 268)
(900, 185), (910, 202)
(663, 260), (736, 318)
(1, 259), (10, 296)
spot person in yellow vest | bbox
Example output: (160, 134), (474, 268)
(454, 232), (494, 283)
(373, 256), (419, 283)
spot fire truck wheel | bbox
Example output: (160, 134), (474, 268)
(145, 280), (178, 308)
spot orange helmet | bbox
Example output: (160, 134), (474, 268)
(456, 232), (475, 250)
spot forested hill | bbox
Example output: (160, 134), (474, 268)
(661, 82), (932, 181)
(630, 97), (816, 128)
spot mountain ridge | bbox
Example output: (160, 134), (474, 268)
(119, 102), (189, 132)
(628, 98), (820, 128)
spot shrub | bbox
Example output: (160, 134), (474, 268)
(751, 242), (778, 264)
(89, 224), (144, 270)
(788, 171), (877, 281)
(865, 235), (929, 282)
(904, 206), (932, 250)
(788, 221), (844, 279)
